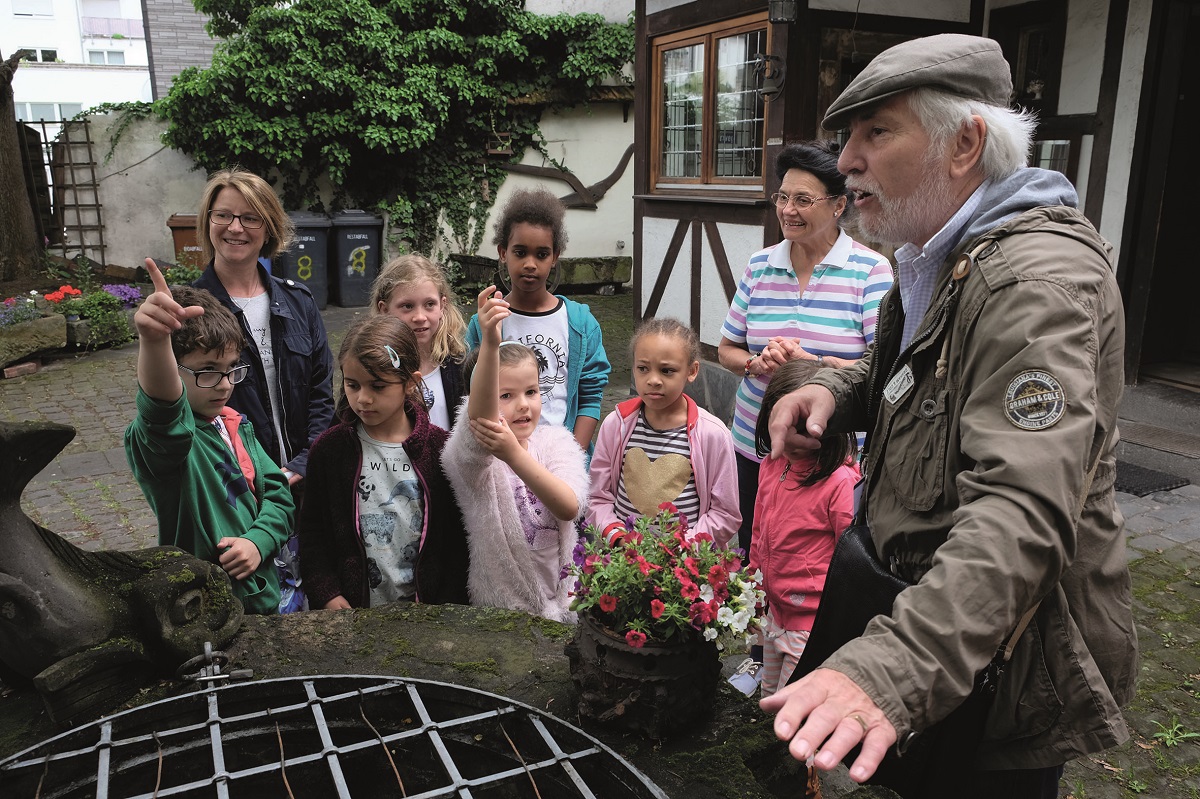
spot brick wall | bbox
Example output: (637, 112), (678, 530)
(139, 0), (218, 100)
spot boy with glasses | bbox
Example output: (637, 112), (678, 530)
(125, 260), (293, 614)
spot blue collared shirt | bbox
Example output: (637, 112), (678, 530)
(894, 181), (990, 350)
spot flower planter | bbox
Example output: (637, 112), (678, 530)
(564, 611), (719, 739)
(0, 315), (67, 369)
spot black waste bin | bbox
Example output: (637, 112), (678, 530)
(330, 210), (384, 307)
(275, 212), (332, 309)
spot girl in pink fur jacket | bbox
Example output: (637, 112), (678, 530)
(442, 287), (589, 623)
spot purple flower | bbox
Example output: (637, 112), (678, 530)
(102, 284), (143, 308)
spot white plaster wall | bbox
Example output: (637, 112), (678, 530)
(1099, 0), (1152, 262)
(525, 0), (630, 24)
(3, 0), (82, 60)
(1058, 0), (1107, 115)
(470, 103), (634, 261)
(639, 219), (761, 344)
(87, 115), (209, 268)
(13, 63), (152, 107)
(640, 217), (692, 321)
(705, 222), (761, 344)
(811, 0), (969, 23)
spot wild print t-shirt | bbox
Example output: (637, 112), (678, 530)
(356, 428), (424, 605)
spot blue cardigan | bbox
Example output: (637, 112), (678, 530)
(465, 295), (610, 436)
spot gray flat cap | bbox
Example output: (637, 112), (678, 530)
(822, 34), (1012, 131)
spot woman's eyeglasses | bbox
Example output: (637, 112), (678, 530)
(771, 193), (838, 210)
(178, 363), (250, 388)
(208, 210), (265, 229)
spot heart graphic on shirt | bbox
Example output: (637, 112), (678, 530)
(622, 448), (693, 517)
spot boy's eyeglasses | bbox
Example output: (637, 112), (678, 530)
(208, 210), (265, 229)
(178, 363), (250, 388)
(771, 193), (838, 210)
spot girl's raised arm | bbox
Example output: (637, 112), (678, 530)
(466, 286), (510, 423)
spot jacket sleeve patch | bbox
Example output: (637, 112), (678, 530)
(1004, 371), (1067, 430)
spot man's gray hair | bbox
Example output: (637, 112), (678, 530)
(906, 87), (1038, 181)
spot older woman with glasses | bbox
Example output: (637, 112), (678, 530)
(718, 141), (893, 559)
(192, 167), (334, 496)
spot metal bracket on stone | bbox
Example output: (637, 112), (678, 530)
(176, 641), (253, 687)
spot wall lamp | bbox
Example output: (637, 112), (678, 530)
(768, 0), (798, 24)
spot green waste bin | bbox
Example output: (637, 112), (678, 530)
(275, 212), (332, 309)
(330, 210), (384, 307)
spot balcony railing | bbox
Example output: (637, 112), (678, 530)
(80, 16), (145, 38)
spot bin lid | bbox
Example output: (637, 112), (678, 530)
(287, 211), (332, 227)
(330, 209), (384, 228)
(166, 213), (198, 226)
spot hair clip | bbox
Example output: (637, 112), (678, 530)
(498, 340), (523, 348)
(383, 345), (402, 369)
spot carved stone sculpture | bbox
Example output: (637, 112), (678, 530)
(0, 421), (242, 724)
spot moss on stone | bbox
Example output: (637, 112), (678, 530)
(167, 567), (197, 584)
(449, 658), (500, 676)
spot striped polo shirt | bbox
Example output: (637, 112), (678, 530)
(720, 230), (894, 461)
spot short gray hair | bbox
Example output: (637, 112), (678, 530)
(906, 87), (1037, 181)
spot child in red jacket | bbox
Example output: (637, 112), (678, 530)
(750, 359), (859, 696)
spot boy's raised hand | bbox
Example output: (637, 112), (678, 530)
(135, 257), (204, 340)
(476, 285), (510, 346)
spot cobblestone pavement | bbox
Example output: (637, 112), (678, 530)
(2, 297), (1199, 797)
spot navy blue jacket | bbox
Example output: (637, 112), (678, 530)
(195, 264), (335, 477)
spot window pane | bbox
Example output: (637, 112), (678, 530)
(30, 103), (57, 121)
(88, 50), (105, 64)
(108, 51), (124, 65)
(60, 104), (83, 119)
(42, 49), (58, 62)
(1031, 139), (1070, 175)
(15, 104), (31, 122)
(661, 43), (704, 179)
(713, 29), (765, 178)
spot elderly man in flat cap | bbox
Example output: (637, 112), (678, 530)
(764, 33), (1135, 797)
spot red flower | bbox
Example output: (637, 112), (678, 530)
(45, 291), (64, 303)
(689, 601), (716, 624)
(582, 555), (602, 575)
(708, 564), (728, 588)
(625, 630), (647, 648)
(658, 501), (679, 515)
(684, 557), (700, 577)
(650, 599), (666, 618)
(624, 530), (643, 545)
(680, 582), (700, 601)
(637, 556), (654, 576)
(598, 594), (618, 613)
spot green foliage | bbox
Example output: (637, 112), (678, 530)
(76, 290), (133, 349)
(80, 101), (164, 164)
(162, 0), (633, 254)
(1152, 716), (1200, 747)
(163, 262), (203, 286)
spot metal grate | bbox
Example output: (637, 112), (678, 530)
(0, 676), (667, 799)
(1120, 420), (1200, 459)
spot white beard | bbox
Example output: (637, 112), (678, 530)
(856, 154), (959, 247)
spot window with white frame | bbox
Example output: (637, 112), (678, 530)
(87, 50), (126, 65)
(15, 102), (84, 122)
(20, 48), (59, 62)
(651, 13), (769, 191)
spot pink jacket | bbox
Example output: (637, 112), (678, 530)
(587, 395), (740, 547)
(750, 454), (858, 633)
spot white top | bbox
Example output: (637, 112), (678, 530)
(422, 364), (450, 430)
(232, 292), (287, 461)
(500, 300), (570, 428)
(356, 428), (424, 605)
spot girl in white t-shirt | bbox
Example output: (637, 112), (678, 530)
(443, 286), (589, 622)
(371, 254), (468, 430)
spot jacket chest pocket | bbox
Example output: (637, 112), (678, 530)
(882, 387), (951, 512)
(281, 331), (313, 357)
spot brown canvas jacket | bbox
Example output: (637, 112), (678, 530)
(811, 204), (1136, 770)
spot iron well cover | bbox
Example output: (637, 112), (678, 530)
(0, 675), (668, 798)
